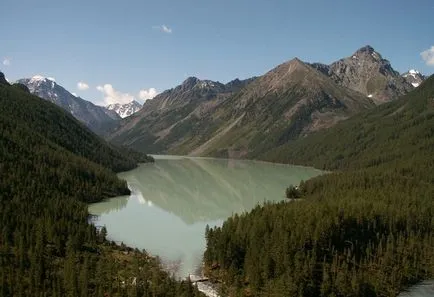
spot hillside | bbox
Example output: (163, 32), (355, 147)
(0, 76), (199, 296)
(203, 76), (434, 297)
(109, 76), (254, 153)
(1, 79), (152, 173)
(110, 58), (374, 158)
(264, 75), (434, 173)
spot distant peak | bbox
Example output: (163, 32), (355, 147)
(289, 57), (303, 63)
(353, 45), (384, 61)
(31, 75), (46, 81)
(182, 76), (200, 85)
(284, 57), (308, 69)
(29, 75), (56, 83)
(409, 69), (420, 75)
(356, 45), (375, 54)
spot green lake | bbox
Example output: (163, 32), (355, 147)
(88, 155), (323, 277)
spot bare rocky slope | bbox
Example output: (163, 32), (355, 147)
(311, 45), (414, 103)
(109, 53), (378, 158)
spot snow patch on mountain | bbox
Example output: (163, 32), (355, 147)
(106, 100), (142, 118)
(402, 69), (425, 88)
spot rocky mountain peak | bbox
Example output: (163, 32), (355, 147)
(181, 77), (201, 90)
(311, 46), (413, 103)
(402, 69), (425, 88)
(180, 76), (223, 92)
(352, 45), (386, 63)
(355, 45), (375, 55)
(106, 100), (142, 118)
(269, 58), (310, 78)
(284, 57), (307, 69)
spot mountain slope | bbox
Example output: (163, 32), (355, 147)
(109, 76), (254, 153)
(264, 74), (434, 172)
(110, 59), (374, 158)
(204, 75), (434, 297)
(106, 100), (142, 118)
(18, 76), (120, 134)
(184, 58), (375, 158)
(311, 45), (414, 103)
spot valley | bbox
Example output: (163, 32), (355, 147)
(1, 15), (433, 297)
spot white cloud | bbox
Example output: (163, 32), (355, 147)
(153, 24), (172, 34)
(96, 84), (135, 105)
(96, 84), (158, 105)
(421, 46), (434, 66)
(77, 81), (89, 90)
(2, 58), (11, 66)
(138, 88), (158, 100)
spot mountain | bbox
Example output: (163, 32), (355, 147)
(110, 59), (374, 158)
(109, 76), (254, 153)
(311, 45), (414, 103)
(17, 75), (120, 134)
(265, 74), (434, 170)
(203, 75), (434, 297)
(106, 100), (142, 118)
(402, 69), (425, 88)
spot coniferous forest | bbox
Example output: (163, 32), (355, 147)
(204, 76), (434, 296)
(0, 78), (202, 296)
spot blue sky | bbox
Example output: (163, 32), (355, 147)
(1, 0), (433, 106)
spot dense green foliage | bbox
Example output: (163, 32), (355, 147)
(0, 80), (201, 297)
(204, 76), (434, 296)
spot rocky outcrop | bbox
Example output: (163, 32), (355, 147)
(311, 45), (414, 103)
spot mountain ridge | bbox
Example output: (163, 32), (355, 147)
(109, 51), (377, 157)
(17, 76), (120, 134)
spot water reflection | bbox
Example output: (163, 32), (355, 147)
(88, 156), (322, 276)
(116, 157), (322, 224)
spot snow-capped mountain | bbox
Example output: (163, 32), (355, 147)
(106, 100), (142, 118)
(402, 69), (425, 88)
(17, 75), (120, 134)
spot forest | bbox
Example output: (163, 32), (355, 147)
(203, 76), (434, 297)
(0, 78), (202, 297)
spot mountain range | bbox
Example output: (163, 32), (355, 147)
(17, 76), (120, 134)
(109, 45), (423, 158)
(8, 45), (426, 156)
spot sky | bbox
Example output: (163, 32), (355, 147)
(1, 0), (433, 106)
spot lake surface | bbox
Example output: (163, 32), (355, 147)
(88, 155), (323, 277)
(398, 280), (434, 297)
